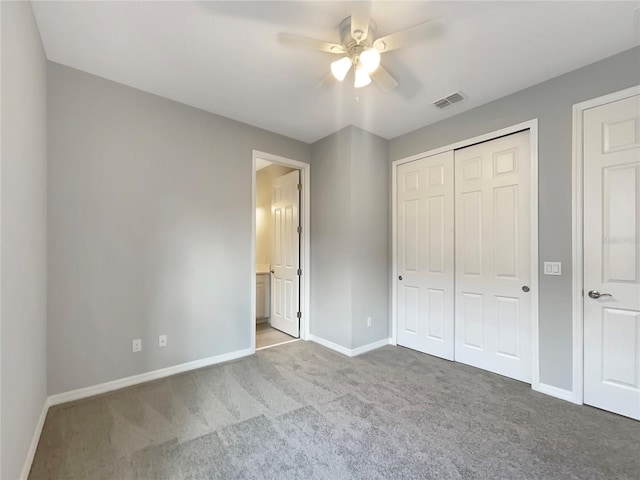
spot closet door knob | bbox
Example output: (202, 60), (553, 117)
(398, 275), (403, 281)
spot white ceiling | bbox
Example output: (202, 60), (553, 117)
(31, 1), (639, 143)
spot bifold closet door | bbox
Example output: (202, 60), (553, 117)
(397, 151), (455, 360)
(454, 131), (532, 382)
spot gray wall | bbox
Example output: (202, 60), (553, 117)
(350, 127), (390, 348)
(390, 46), (640, 391)
(310, 127), (389, 349)
(1, 2), (49, 479)
(310, 128), (353, 347)
(47, 63), (309, 394)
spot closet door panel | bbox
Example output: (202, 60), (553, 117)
(454, 131), (532, 382)
(397, 151), (455, 360)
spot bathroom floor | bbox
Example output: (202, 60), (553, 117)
(256, 322), (297, 349)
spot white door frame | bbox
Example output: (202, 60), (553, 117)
(571, 85), (640, 405)
(251, 150), (311, 353)
(391, 119), (540, 388)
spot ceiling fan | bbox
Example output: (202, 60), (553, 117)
(277, 1), (445, 92)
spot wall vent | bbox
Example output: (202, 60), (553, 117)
(433, 91), (465, 109)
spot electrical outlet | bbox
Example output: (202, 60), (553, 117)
(367, 316), (372, 327)
(159, 335), (167, 347)
(132, 339), (142, 353)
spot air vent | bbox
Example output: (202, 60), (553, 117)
(446, 92), (464, 104)
(433, 91), (465, 109)
(433, 98), (451, 109)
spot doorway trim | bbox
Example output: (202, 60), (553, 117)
(391, 119), (540, 387)
(251, 150), (310, 353)
(570, 85), (640, 405)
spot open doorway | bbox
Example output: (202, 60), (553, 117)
(252, 151), (309, 351)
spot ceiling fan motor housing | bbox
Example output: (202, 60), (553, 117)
(339, 16), (378, 58)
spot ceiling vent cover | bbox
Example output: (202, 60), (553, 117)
(433, 91), (465, 109)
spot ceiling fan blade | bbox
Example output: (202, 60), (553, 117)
(351, 1), (372, 43)
(370, 65), (398, 92)
(278, 33), (345, 54)
(374, 17), (445, 53)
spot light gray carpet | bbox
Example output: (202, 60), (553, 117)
(30, 341), (640, 479)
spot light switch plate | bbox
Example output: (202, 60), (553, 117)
(544, 262), (562, 275)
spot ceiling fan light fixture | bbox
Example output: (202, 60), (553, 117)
(360, 48), (381, 73)
(331, 57), (352, 81)
(354, 66), (372, 88)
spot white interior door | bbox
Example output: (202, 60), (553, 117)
(583, 94), (640, 420)
(270, 170), (300, 338)
(397, 151), (455, 360)
(454, 130), (532, 382)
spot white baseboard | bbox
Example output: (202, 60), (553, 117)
(533, 382), (579, 404)
(350, 338), (391, 356)
(48, 347), (254, 406)
(308, 335), (390, 357)
(19, 397), (50, 480)
(308, 335), (352, 356)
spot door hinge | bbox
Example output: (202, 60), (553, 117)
(297, 183), (302, 191)
(296, 311), (302, 319)
(297, 225), (301, 234)
(297, 268), (302, 276)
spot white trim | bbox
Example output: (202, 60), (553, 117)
(251, 151), (311, 350)
(256, 338), (300, 351)
(251, 152), (257, 353)
(530, 121), (540, 391)
(308, 335), (352, 356)
(533, 383), (577, 404)
(308, 335), (391, 357)
(390, 159), (398, 346)
(391, 120), (538, 169)
(571, 85), (640, 406)
(19, 398), (50, 480)
(350, 338), (391, 356)
(390, 120), (540, 388)
(48, 348), (253, 406)
(0, 6), (3, 477)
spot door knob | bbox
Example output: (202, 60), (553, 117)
(588, 290), (612, 299)
(398, 275), (403, 281)
(522, 286), (530, 293)
(270, 270), (275, 274)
